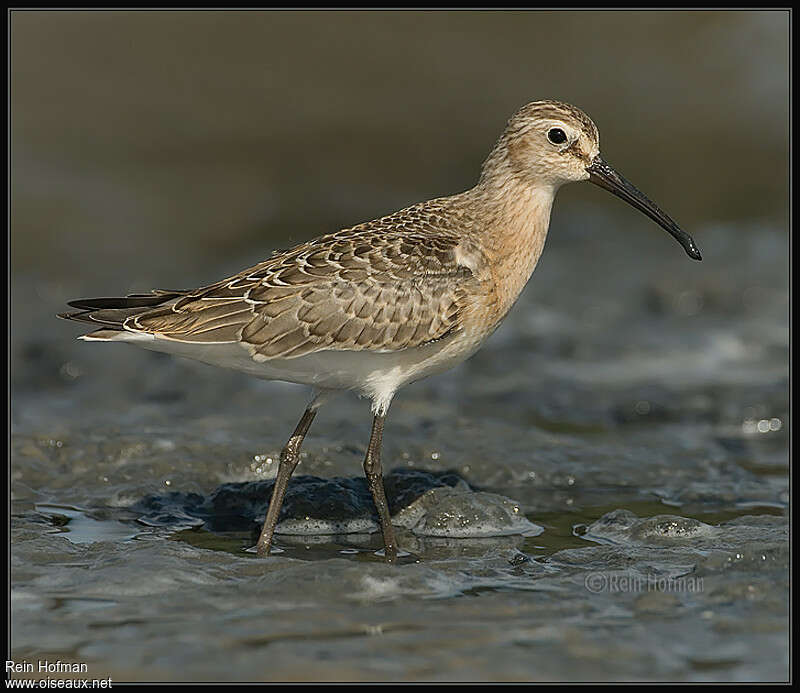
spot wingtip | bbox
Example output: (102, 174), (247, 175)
(66, 299), (94, 310)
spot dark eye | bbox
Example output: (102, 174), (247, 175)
(547, 128), (567, 145)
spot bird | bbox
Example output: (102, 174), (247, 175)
(59, 100), (702, 563)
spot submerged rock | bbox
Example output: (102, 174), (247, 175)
(130, 468), (540, 538)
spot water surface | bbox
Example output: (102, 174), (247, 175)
(12, 221), (788, 682)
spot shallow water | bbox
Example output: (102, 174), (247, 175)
(11, 215), (788, 682)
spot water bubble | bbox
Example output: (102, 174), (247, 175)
(742, 417), (782, 435)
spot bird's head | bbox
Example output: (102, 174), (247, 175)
(489, 100), (702, 260)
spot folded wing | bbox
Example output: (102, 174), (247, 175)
(95, 205), (481, 359)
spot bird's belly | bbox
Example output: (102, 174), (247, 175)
(121, 329), (486, 402)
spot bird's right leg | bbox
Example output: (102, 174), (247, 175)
(255, 404), (318, 557)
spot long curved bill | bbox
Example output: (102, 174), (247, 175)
(586, 156), (702, 261)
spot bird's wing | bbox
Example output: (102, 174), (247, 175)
(125, 203), (482, 359)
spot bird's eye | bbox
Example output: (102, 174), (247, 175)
(547, 128), (568, 145)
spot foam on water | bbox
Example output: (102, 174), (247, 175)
(276, 517), (379, 536)
(393, 487), (544, 538)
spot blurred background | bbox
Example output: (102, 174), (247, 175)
(10, 11), (789, 682)
(12, 10), (788, 291)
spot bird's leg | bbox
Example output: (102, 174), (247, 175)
(363, 413), (399, 563)
(256, 406), (317, 557)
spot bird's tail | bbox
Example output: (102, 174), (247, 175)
(57, 290), (185, 340)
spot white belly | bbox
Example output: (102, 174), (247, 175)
(95, 329), (487, 414)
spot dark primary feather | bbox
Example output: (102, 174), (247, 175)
(66, 291), (184, 311)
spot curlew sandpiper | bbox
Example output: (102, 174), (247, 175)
(59, 100), (702, 562)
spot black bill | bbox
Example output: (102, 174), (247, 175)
(586, 156), (702, 261)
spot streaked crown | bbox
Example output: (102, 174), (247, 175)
(483, 100), (601, 187)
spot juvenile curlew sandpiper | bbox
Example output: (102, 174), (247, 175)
(60, 100), (701, 562)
